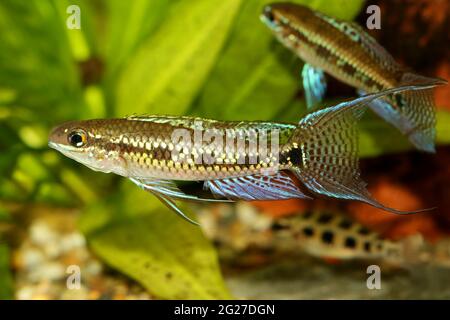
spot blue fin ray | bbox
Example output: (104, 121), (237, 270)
(204, 171), (311, 201)
(302, 63), (327, 110)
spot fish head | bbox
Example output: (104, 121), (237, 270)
(48, 120), (127, 175)
(260, 3), (314, 51)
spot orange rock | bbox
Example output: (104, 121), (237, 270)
(348, 179), (423, 231)
(385, 215), (444, 243)
(435, 61), (450, 110)
(322, 257), (342, 265)
(251, 199), (307, 218)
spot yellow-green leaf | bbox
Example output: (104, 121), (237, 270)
(115, 0), (243, 116)
(80, 183), (231, 300)
(359, 110), (450, 157)
(193, 0), (365, 120)
(0, 244), (13, 300)
(86, 208), (231, 300)
(104, 0), (171, 78)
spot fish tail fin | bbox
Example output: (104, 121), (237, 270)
(287, 86), (436, 215)
(372, 72), (447, 153)
(399, 73), (446, 153)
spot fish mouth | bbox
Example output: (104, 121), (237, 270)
(48, 141), (83, 155)
(48, 141), (58, 150)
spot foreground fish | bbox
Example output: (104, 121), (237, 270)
(49, 87), (435, 224)
(261, 2), (447, 152)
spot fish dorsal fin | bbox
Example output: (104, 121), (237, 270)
(129, 178), (232, 203)
(204, 172), (312, 201)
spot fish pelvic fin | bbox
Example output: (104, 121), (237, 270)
(129, 178), (201, 225)
(287, 87), (436, 215)
(155, 193), (200, 226)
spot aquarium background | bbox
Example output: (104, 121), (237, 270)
(0, 0), (449, 299)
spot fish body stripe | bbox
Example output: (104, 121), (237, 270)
(277, 11), (400, 93)
(77, 118), (297, 180)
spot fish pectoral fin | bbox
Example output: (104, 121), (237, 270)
(129, 177), (232, 203)
(204, 171), (312, 201)
(302, 63), (327, 110)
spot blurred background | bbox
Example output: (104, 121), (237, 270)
(0, 0), (449, 299)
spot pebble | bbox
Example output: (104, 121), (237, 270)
(14, 215), (152, 300)
(21, 248), (44, 270)
(30, 221), (57, 246)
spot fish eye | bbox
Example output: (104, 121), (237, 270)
(68, 130), (87, 148)
(264, 7), (276, 23)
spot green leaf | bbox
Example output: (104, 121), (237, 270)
(80, 183), (231, 299)
(0, 244), (13, 300)
(0, 0), (84, 122)
(115, 0), (243, 117)
(359, 110), (450, 157)
(104, 0), (171, 78)
(192, 0), (365, 120)
(0, 206), (10, 222)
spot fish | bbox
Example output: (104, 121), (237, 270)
(48, 86), (436, 225)
(271, 209), (407, 262)
(201, 202), (425, 265)
(260, 2), (448, 153)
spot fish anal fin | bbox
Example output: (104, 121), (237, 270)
(204, 171), (312, 201)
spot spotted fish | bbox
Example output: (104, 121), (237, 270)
(272, 210), (405, 261)
(261, 2), (447, 152)
(202, 202), (425, 264)
(48, 87), (435, 225)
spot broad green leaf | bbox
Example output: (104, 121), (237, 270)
(115, 0), (243, 116)
(104, 0), (171, 78)
(0, 206), (10, 222)
(0, 244), (13, 300)
(192, 0), (365, 120)
(359, 110), (450, 157)
(0, 0), (84, 122)
(80, 183), (231, 300)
